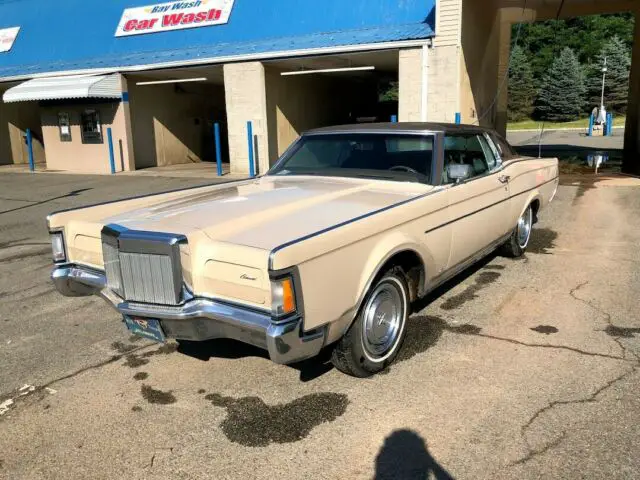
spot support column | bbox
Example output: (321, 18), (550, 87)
(399, 47), (428, 122)
(223, 62), (270, 175)
(118, 75), (135, 172)
(495, 16), (512, 137)
(624, 9), (640, 173)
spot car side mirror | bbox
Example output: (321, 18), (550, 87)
(446, 164), (473, 184)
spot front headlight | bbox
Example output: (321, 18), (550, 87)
(50, 232), (66, 263)
(271, 276), (297, 317)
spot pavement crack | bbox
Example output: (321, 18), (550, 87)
(470, 332), (626, 362)
(569, 281), (640, 362)
(513, 366), (637, 466)
(513, 431), (567, 466)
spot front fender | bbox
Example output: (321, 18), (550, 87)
(324, 231), (433, 345)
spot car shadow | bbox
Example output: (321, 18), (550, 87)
(176, 338), (334, 383)
(411, 251), (498, 313)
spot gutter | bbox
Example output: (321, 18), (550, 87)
(0, 38), (434, 83)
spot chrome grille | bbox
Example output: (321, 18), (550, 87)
(120, 252), (176, 305)
(103, 242), (122, 294)
(101, 225), (185, 306)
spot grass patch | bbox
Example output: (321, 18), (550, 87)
(508, 116), (626, 131)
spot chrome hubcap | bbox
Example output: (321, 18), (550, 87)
(362, 280), (405, 361)
(517, 207), (533, 248)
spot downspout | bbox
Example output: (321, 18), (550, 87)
(421, 42), (430, 122)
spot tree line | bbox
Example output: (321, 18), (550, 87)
(508, 13), (634, 122)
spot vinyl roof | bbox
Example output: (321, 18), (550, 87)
(305, 122), (496, 135)
(0, 0), (435, 81)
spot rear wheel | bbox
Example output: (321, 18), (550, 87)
(500, 204), (533, 258)
(331, 268), (409, 377)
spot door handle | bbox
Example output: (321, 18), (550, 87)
(498, 175), (511, 184)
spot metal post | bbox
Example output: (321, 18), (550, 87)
(391, 115), (398, 123)
(107, 128), (116, 174)
(26, 128), (34, 172)
(455, 112), (461, 125)
(601, 57), (607, 113)
(607, 113), (613, 136)
(247, 121), (255, 178)
(214, 122), (223, 177)
(588, 113), (594, 137)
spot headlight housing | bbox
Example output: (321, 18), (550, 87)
(271, 275), (297, 318)
(50, 232), (66, 263)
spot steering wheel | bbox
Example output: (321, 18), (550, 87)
(389, 165), (420, 175)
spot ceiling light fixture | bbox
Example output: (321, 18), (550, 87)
(135, 77), (208, 85)
(280, 66), (375, 76)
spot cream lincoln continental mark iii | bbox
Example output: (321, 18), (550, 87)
(49, 123), (559, 377)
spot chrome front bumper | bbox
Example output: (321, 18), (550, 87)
(51, 266), (325, 365)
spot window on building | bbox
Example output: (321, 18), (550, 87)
(80, 110), (102, 144)
(58, 112), (72, 142)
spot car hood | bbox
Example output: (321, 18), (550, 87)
(104, 176), (433, 251)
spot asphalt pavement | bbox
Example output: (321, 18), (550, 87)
(0, 171), (639, 479)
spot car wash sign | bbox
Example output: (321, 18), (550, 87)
(0, 27), (20, 53)
(115, 0), (235, 37)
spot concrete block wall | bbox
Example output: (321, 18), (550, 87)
(426, 45), (460, 123)
(398, 47), (425, 122)
(224, 62), (270, 175)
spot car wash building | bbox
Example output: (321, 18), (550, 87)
(0, 0), (443, 175)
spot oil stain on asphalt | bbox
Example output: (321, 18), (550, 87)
(605, 325), (640, 338)
(141, 385), (176, 405)
(530, 325), (559, 335)
(440, 271), (501, 311)
(204, 392), (349, 447)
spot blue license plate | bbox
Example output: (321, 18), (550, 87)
(124, 316), (166, 343)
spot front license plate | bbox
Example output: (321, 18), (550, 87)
(124, 316), (166, 343)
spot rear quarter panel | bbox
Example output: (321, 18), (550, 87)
(503, 157), (559, 224)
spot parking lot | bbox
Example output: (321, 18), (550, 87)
(0, 171), (639, 479)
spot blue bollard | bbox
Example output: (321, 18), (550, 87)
(26, 128), (34, 172)
(588, 114), (594, 137)
(214, 123), (223, 177)
(391, 115), (398, 123)
(455, 112), (461, 125)
(107, 128), (116, 174)
(247, 121), (255, 178)
(606, 113), (613, 136)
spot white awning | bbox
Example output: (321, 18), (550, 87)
(2, 74), (121, 103)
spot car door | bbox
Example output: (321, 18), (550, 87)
(443, 132), (512, 268)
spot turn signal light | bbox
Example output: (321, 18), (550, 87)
(271, 276), (297, 317)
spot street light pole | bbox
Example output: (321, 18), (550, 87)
(600, 56), (608, 111)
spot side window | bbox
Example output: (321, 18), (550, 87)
(482, 133), (501, 169)
(490, 133), (516, 161)
(443, 134), (491, 183)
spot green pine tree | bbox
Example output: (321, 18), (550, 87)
(508, 45), (537, 121)
(535, 47), (586, 122)
(587, 36), (631, 114)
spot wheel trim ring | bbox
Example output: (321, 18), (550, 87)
(360, 277), (407, 363)
(517, 206), (533, 249)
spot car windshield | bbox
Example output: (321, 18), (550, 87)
(268, 133), (435, 184)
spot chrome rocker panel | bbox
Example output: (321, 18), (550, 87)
(51, 266), (324, 365)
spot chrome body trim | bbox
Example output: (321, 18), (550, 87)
(50, 265), (324, 365)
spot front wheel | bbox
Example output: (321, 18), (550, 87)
(500, 204), (533, 258)
(331, 268), (409, 377)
